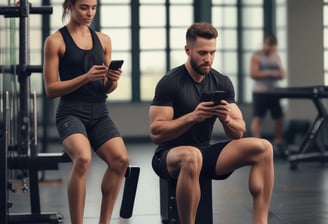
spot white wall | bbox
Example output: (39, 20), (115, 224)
(286, 0), (324, 121)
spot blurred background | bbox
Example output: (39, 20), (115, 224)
(0, 0), (327, 146)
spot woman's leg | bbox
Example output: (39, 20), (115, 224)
(63, 133), (93, 224)
(96, 137), (129, 224)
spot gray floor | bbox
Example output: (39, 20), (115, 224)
(8, 142), (328, 224)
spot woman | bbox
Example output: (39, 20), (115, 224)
(43, 0), (129, 223)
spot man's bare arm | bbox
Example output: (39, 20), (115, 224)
(216, 101), (246, 139)
(149, 102), (218, 144)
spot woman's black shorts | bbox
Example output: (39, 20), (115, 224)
(56, 100), (121, 151)
(152, 141), (233, 180)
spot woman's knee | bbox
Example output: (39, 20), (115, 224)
(98, 138), (129, 172)
(116, 152), (129, 169)
(109, 151), (129, 174)
(72, 154), (92, 176)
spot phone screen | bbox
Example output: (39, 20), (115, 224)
(213, 91), (226, 105)
(200, 91), (226, 105)
(108, 60), (124, 70)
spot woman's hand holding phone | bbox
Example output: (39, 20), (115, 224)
(106, 60), (124, 82)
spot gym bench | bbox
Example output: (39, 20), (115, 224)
(7, 152), (140, 224)
(160, 177), (213, 224)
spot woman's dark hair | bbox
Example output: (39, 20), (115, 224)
(186, 22), (218, 44)
(62, 0), (76, 22)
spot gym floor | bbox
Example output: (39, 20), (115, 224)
(8, 142), (328, 224)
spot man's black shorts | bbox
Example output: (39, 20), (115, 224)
(252, 92), (283, 119)
(152, 141), (233, 180)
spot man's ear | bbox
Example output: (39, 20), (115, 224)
(185, 45), (190, 55)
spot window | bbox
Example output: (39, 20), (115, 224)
(19, 0), (283, 103)
(98, 0), (193, 102)
(30, 1), (44, 93)
(324, 0), (328, 84)
(139, 0), (193, 101)
(139, 0), (167, 101)
(241, 1), (264, 103)
(212, 0), (238, 96)
(212, 0), (264, 103)
(100, 0), (131, 101)
(275, 0), (287, 86)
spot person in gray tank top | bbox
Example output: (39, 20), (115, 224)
(250, 34), (286, 156)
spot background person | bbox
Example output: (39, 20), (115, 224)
(43, 0), (129, 223)
(250, 34), (286, 156)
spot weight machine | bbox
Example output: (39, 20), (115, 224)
(257, 86), (328, 169)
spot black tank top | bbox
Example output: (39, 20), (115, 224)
(58, 26), (107, 103)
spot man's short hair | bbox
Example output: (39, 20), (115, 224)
(186, 22), (218, 44)
(264, 34), (278, 46)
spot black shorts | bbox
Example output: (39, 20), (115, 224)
(252, 92), (283, 119)
(152, 141), (233, 180)
(56, 100), (121, 151)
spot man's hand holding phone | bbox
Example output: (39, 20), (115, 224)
(198, 91), (233, 122)
(200, 91), (226, 106)
(193, 91), (225, 122)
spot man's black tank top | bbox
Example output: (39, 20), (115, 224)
(59, 26), (107, 103)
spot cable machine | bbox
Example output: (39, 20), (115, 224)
(0, 1), (66, 223)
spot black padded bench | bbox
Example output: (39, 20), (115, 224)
(7, 152), (140, 223)
(160, 177), (213, 224)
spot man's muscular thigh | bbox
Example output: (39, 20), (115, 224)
(215, 137), (272, 176)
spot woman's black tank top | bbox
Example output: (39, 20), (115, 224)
(58, 26), (107, 103)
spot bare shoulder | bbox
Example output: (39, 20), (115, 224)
(251, 51), (260, 60)
(44, 31), (64, 54)
(45, 31), (63, 45)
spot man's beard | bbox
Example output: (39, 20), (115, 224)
(190, 57), (211, 76)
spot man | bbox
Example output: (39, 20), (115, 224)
(149, 22), (274, 224)
(250, 34), (286, 156)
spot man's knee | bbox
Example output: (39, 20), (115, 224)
(254, 138), (274, 161)
(168, 147), (202, 178)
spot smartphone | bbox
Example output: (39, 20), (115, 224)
(201, 90), (226, 105)
(213, 90), (226, 105)
(108, 60), (124, 70)
(200, 93), (213, 102)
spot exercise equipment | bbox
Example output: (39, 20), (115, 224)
(120, 166), (140, 219)
(256, 86), (328, 169)
(1, 2), (53, 223)
(160, 178), (213, 224)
